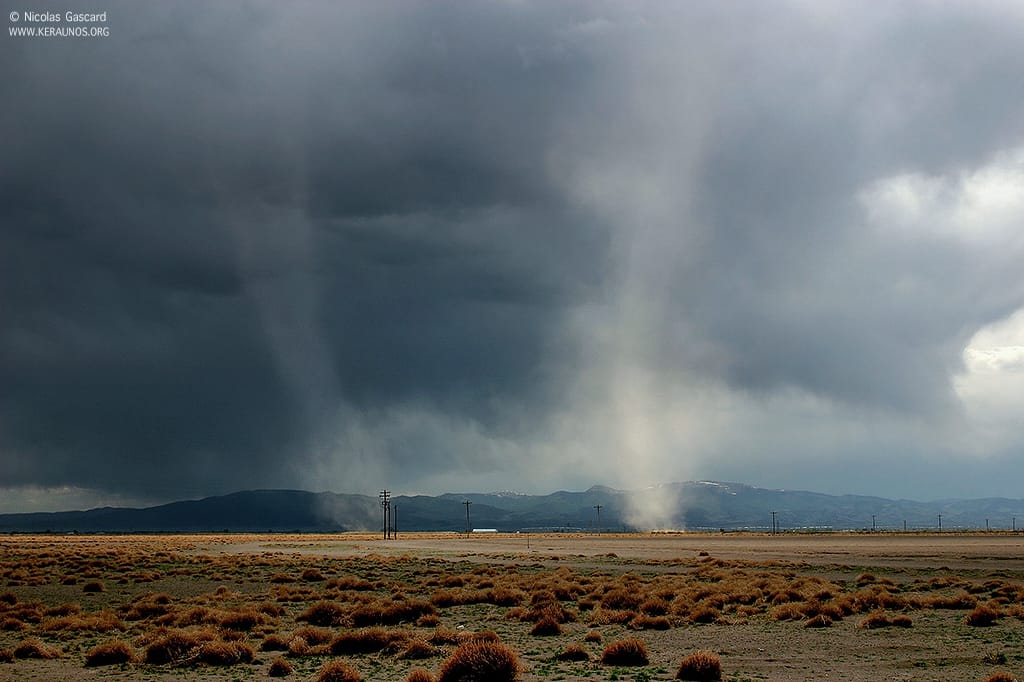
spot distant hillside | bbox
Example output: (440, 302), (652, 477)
(2, 482), (1023, 533)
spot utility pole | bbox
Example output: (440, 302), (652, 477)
(903, 520), (907, 533)
(463, 500), (472, 536)
(393, 504), (397, 540)
(379, 490), (391, 540)
(593, 505), (603, 533)
(770, 511), (777, 535)
(937, 513), (942, 532)
(986, 518), (990, 532)
(1014, 517), (1017, 532)
(872, 515), (876, 532)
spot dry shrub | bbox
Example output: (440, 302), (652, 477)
(0, 591), (17, 605)
(45, 602), (82, 617)
(43, 610), (126, 633)
(488, 587), (525, 607)
(219, 607), (268, 631)
(556, 644), (590, 661)
(274, 585), (318, 602)
(406, 668), (435, 682)
(85, 639), (136, 666)
(328, 576), (375, 591)
(270, 573), (296, 583)
(294, 626), (334, 645)
(530, 614), (562, 636)
(0, 616), (25, 631)
(299, 601), (348, 627)
(262, 634), (291, 651)
(428, 626), (462, 646)
(124, 593), (173, 620)
(676, 650), (722, 681)
(351, 598), (436, 626)
(329, 627), (409, 655)
(143, 628), (217, 664)
(524, 600), (576, 625)
(1005, 604), (1024, 620)
(458, 630), (501, 644)
(316, 659), (361, 682)
(640, 597), (670, 616)
(0, 648), (12, 663)
(688, 605), (722, 624)
(82, 580), (105, 593)
(196, 640), (255, 666)
(13, 637), (62, 659)
(589, 608), (637, 625)
(302, 568), (327, 582)
(986, 673), (1016, 682)
(400, 639), (440, 660)
(804, 614), (832, 628)
(287, 636), (311, 657)
(584, 629), (603, 643)
(601, 637), (649, 666)
(769, 604), (803, 622)
(417, 613), (441, 627)
(154, 606), (216, 627)
(631, 614), (671, 630)
(601, 588), (643, 611)
(269, 656), (293, 677)
(437, 641), (522, 682)
(890, 614), (913, 628)
(855, 573), (877, 585)
(926, 592), (978, 610)
(431, 588), (492, 608)
(966, 604), (1001, 627)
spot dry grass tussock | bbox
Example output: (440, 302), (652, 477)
(268, 656), (293, 677)
(676, 650), (722, 681)
(966, 604), (1001, 627)
(13, 637), (63, 659)
(329, 627), (411, 655)
(84, 639), (136, 666)
(142, 626), (255, 666)
(556, 644), (590, 661)
(602, 637), (649, 666)
(316, 659), (361, 682)
(437, 640), (522, 682)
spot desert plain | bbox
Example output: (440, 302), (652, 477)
(2, 531), (1024, 681)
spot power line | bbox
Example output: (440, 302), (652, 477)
(379, 490), (391, 540)
(463, 500), (472, 536)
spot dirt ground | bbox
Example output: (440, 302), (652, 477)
(3, 532), (1024, 681)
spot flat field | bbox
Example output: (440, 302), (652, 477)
(2, 532), (1024, 680)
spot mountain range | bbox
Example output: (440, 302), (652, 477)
(2, 481), (1024, 533)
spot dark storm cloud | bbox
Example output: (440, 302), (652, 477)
(2, 1), (1024, 507)
(0, 1), (609, 498)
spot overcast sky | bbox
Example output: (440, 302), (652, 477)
(3, 1), (1024, 514)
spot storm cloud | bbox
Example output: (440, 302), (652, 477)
(3, 1), (1024, 514)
